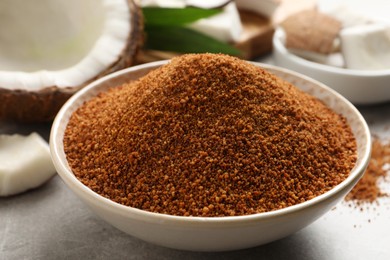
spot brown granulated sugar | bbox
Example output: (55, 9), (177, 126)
(64, 53), (357, 217)
(345, 137), (390, 204)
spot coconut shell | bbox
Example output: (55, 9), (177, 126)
(0, 0), (144, 123)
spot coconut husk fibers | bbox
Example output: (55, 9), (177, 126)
(0, 0), (144, 122)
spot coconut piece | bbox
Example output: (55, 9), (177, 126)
(188, 1), (242, 42)
(290, 48), (345, 68)
(341, 23), (390, 70)
(141, 0), (232, 9)
(318, 4), (374, 28)
(186, 0), (232, 9)
(236, 0), (280, 18)
(0, 0), (143, 122)
(280, 9), (342, 55)
(141, 0), (243, 43)
(0, 133), (56, 196)
(141, 0), (186, 8)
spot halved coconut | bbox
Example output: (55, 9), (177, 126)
(0, 0), (143, 122)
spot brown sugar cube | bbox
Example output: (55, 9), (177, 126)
(280, 9), (342, 54)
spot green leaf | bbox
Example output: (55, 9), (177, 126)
(143, 7), (222, 26)
(144, 25), (241, 56)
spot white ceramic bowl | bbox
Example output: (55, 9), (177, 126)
(50, 60), (371, 252)
(273, 27), (390, 105)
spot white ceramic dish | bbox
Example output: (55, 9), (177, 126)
(50, 60), (371, 252)
(273, 27), (390, 105)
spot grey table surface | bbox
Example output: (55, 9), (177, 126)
(1, 56), (390, 260)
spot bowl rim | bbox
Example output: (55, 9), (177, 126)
(50, 60), (371, 224)
(273, 27), (390, 77)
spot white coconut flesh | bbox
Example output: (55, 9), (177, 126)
(0, 133), (56, 196)
(0, 0), (131, 91)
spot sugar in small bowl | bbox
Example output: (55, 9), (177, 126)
(273, 27), (390, 105)
(50, 54), (371, 251)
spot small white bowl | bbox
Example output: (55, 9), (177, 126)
(50, 60), (371, 252)
(273, 27), (390, 105)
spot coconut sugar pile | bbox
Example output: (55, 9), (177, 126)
(345, 137), (390, 204)
(64, 53), (357, 217)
